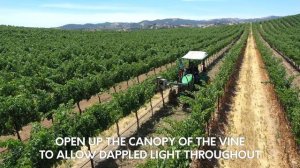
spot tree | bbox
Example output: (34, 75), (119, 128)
(0, 139), (26, 167)
(35, 90), (55, 121)
(108, 102), (122, 137)
(1, 95), (39, 141)
(27, 124), (58, 168)
(64, 79), (89, 115)
(75, 114), (98, 168)
(88, 104), (112, 131)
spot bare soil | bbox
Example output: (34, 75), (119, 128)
(66, 37), (238, 168)
(89, 39), (239, 168)
(218, 33), (300, 168)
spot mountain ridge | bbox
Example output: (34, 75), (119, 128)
(59, 16), (280, 30)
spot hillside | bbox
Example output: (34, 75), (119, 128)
(59, 16), (279, 30)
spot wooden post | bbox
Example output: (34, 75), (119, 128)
(14, 123), (21, 141)
(87, 143), (94, 168)
(208, 122), (210, 136)
(150, 98), (154, 117)
(217, 96), (220, 112)
(202, 60), (206, 72)
(206, 122), (208, 136)
(97, 94), (101, 103)
(137, 76), (140, 84)
(113, 86), (117, 93)
(77, 102), (82, 115)
(116, 121), (120, 138)
(161, 90), (165, 107)
(126, 80), (129, 87)
(135, 111), (140, 131)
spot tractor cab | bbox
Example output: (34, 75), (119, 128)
(178, 51), (208, 91)
(156, 51), (208, 93)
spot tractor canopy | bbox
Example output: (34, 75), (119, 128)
(182, 51), (208, 60)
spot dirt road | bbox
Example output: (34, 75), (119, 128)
(67, 37), (240, 168)
(218, 32), (299, 167)
(112, 42), (236, 168)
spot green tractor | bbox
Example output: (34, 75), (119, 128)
(178, 51), (208, 92)
(156, 51), (208, 93)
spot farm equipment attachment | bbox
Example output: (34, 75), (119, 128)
(156, 51), (208, 94)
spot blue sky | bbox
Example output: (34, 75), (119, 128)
(0, 0), (300, 27)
